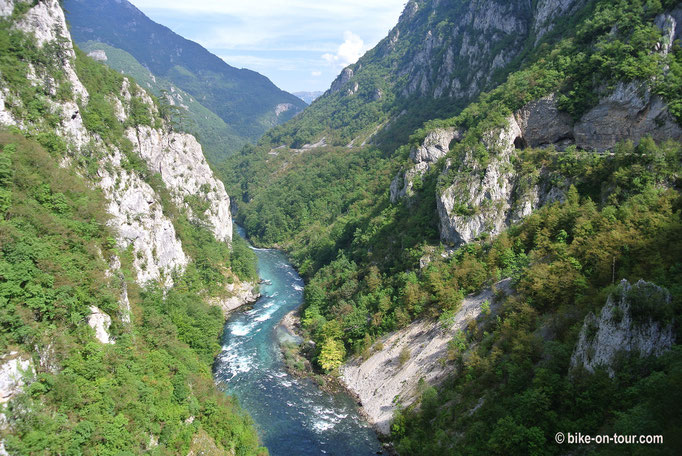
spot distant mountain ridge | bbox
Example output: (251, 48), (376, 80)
(294, 91), (325, 104)
(64, 0), (306, 160)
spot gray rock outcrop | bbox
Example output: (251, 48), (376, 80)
(0, 0), (89, 146)
(329, 68), (354, 95)
(436, 76), (682, 245)
(127, 126), (233, 243)
(0, 0), (235, 290)
(0, 353), (33, 404)
(389, 0), (586, 102)
(655, 8), (682, 56)
(571, 280), (675, 377)
(534, 0), (588, 41)
(513, 94), (574, 148)
(210, 279), (261, 317)
(437, 115), (566, 245)
(574, 81), (682, 152)
(87, 306), (113, 344)
(87, 49), (108, 61)
(391, 127), (460, 202)
(98, 146), (188, 287)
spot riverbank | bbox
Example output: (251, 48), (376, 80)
(340, 279), (512, 435)
(275, 310), (397, 454)
(209, 277), (261, 319)
(214, 246), (382, 455)
(276, 311), (359, 394)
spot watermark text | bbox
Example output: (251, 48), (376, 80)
(555, 432), (663, 445)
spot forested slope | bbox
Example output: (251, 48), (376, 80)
(222, 0), (682, 453)
(0, 1), (262, 454)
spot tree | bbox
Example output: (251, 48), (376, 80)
(318, 338), (346, 372)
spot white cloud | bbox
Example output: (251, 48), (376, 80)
(322, 31), (365, 67)
(128, 0), (406, 91)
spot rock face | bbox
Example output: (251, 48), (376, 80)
(398, 1), (528, 100)
(98, 147), (188, 287)
(0, 353), (33, 404)
(0, 0), (89, 146)
(655, 8), (682, 56)
(275, 103), (295, 117)
(210, 279), (261, 317)
(513, 94), (574, 148)
(341, 279), (511, 435)
(571, 280), (675, 377)
(574, 81), (682, 152)
(437, 115), (566, 245)
(127, 126), (233, 243)
(87, 49), (107, 61)
(391, 128), (459, 202)
(329, 68), (354, 95)
(382, 0), (586, 102)
(87, 307), (113, 344)
(436, 77), (682, 245)
(0, 0), (12, 17)
(534, 0), (589, 41)
(0, 0), (234, 289)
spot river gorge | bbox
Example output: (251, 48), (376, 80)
(213, 228), (382, 455)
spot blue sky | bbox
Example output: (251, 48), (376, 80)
(129, 1), (406, 94)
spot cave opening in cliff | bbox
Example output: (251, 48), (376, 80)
(514, 136), (528, 150)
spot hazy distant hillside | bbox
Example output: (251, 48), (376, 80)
(294, 91), (325, 104)
(65, 0), (306, 159)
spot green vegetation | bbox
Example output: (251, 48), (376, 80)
(0, 134), (266, 455)
(77, 41), (249, 163)
(65, 0), (306, 161)
(259, 0), (682, 153)
(224, 0), (682, 352)
(392, 139), (682, 454)
(71, 45), (258, 291)
(0, 13), (263, 454)
(220, 0), (682, 453)
(0, 20), (66, 127)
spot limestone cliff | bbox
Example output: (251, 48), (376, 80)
(209, 279), (261, 318)
(432, 8), (682, 246)
(0, 0), (238, 325)
(297, 0), (590, 148)
(390, 127), (459, 203)
(435, 78), (682, 245)
(571, 279), (675, 377)
(0, 0), (234, 286)
(87, 307), (113, 344)
(126, 126), (233, 243)
(436, 113), (567, 245)
(0, 353), (32, 405)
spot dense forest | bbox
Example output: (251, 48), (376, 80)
(0, 3), (263, 454)
(221, 0), (682, 453)
(1, 0), (682, 454)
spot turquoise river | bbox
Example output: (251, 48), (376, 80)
(213, 227), (382, 455)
